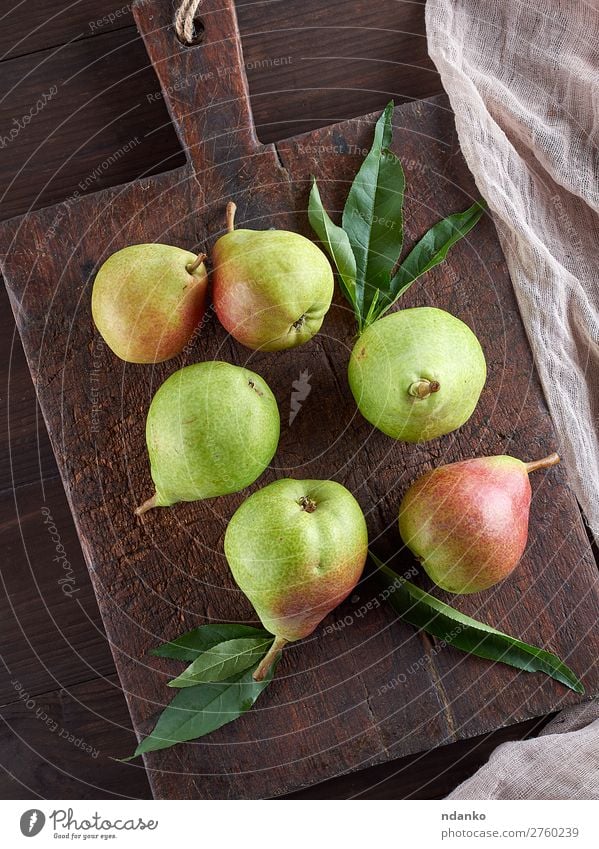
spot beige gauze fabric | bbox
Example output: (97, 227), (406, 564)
(425, 0), (599, 799)
(447, 700), (599, 799)
(425, 0), (599, 539)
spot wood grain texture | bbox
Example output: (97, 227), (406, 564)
(0, 0), (439, 221)
(286, 716), (551, 799)
(0, 284), (58, 493)
(0, 0), (136, 60)
(0, 477), (114, 705)
(0, 26), (186, 221)
(0, 674), (151, 799)
(0, 0), (597, 799)
(236, 0), (438, 143)
(0, 671), (545, 801)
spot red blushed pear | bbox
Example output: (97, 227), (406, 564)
(224, 479), (368, 680)
(92, 244), (208, 363)
(212, 203), (334, 351)
(398, 453), (561, 594)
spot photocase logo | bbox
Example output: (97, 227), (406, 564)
(289, 369), (312, 425)
(20, 810), (45, 837)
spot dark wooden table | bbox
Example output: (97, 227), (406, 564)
(0, 0), (578, 799)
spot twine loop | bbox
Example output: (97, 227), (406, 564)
(175, 0), (203, 45)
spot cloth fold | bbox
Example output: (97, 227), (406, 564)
(425, 0), (599, 539)
(425, 0), (599, 800)
(447, 701), (599, 799)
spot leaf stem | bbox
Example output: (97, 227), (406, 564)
(135, 494), (157, 516)
(253, 636), (287, 681)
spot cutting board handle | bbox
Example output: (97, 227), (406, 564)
(133, 0), (272, 177)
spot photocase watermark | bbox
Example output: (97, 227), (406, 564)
(146, 55), (293, 102)
(297, 142), (370, 157)
(348, 205), (399, 231)
(78, 135), (141, 193)
(18, 807), (159, 837)
(11, 680), (99, 758)
(89, 4), (132, 33)
(403, 156), (428, 176)
(289, 369), (312, 425)
(41, 507), (80, 597)
(41, 136), (141, 246)
(322, 564), (419, 636)
(181, 302), (214, 357)
(294, 144), (429, 178)
(49, 808), (158, 834)
(0, 85), (58, 149)
(90, 337), (109, 434)
(550, 192), (583, 252)
(20, 809), (46, 837)
(376, 622), (467, 695)
(244, 55), (293, 72)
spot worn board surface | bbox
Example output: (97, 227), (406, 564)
(0, 0), (597, 799)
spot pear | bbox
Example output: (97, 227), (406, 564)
(224, 478), (368, 679)
(398, 453), (560, 594)
(212, 203), (334, 351)
(348, 307), (486, 442)
(92, 244), (207, 363)
(136, 362), (280, 514)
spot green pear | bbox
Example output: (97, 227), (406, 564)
(224, 478), (368, 679)
(212, 203), (334, 351)
(92, 243), (207, 363)
(348, 307), (486, 442)
(136, 362), (280, 514)
(399, 453), (560, 593)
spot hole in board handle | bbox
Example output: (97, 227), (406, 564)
(175, 16), (206, 46)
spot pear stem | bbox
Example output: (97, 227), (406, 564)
(186, 252), (207, 274)
(226, 201), (237, 233)
(524, 453), (560, 474)
(135, 494), (157, 516)
(253, 636), (287, 681)
(408, 379), (440, 399)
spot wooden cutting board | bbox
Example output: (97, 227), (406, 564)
(1, 0), (597, 799)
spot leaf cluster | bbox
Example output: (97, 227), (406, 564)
(309, 102), (486, 330)
(125, 624), (278, 758)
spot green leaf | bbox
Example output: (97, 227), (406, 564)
(169, 637), (274, 687)
(382, 200), (486, 316)
(342, 101), (406, 322)
(128, 662), (278, 758)
(308, 178), (359, 322)
(306, 107), (486, 332)
(370, 552), (584, 694)
(151, 623), (270, 662)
